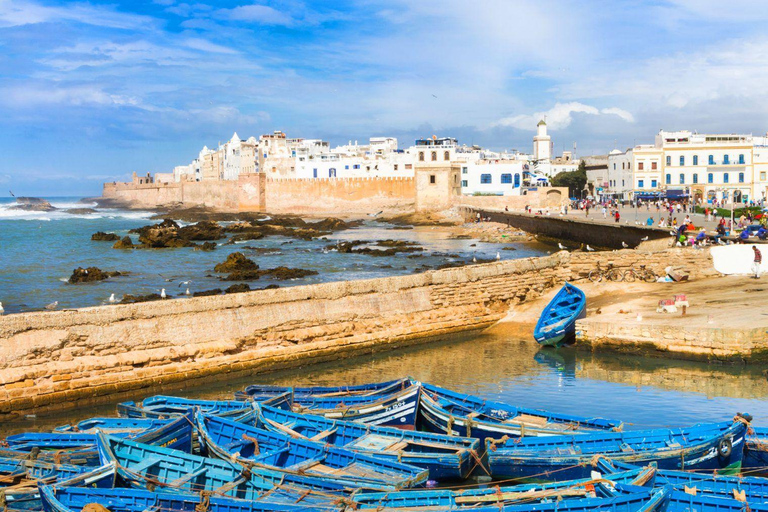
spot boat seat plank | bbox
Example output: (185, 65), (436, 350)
(310, 428), (337, 442)
(130, 456), (163, 474)
(168, 465), (208, 487)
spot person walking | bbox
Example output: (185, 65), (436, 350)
(753, 246), (762, 278)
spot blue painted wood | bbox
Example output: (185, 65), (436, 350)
(417, 381), (623, 442)
(534, 283), (586, 347)
(54, 418), (172, 434)
(197, 411), (428, 491)
(744, 426), (768, 474)
(486, 419), (749, 481)
(251, 403), (479, 480)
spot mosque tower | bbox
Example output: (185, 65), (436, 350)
(533, 119), (552, 162)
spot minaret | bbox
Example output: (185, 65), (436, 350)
(533, 119), (551, 162)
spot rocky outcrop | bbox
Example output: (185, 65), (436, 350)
(113, 236), (134, 249)
(329, 240), (425, 256)
(214, 252), (258, 273)
(68, 267), (122, 284)
(196, 242), (217, 251)
(10, 197), (56, 211)
(66, 208), (98, 215)
(225, 283), (251, 294)
(91, 232), (120, 242)
(119, 293), (163, 304)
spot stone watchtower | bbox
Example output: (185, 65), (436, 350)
(414, 163), (461, 211)
(533, 119), (552, 162)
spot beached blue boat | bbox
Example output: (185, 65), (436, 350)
(486, 417), (749, 480)
(235, 377), (411, 401)
(291, 384), (421, 428)
(96, 432), (357, 500)
(352, 464), (657, 509)
(600, 458), (768, 503)
(417, 381), (623, 442)
(744, 426), (768, 474)
(39, 485), (340, 512)
(197, 411), (428, 490)
(534, 282), (585, 347)
(252, 403), (479, 480)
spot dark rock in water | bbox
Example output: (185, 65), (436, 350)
(68, 267), (122, 284)
(225, 283), (251, 294)
(10, 197), (56, 211)
(265, 267), (318, 280)
(260, 284), (280, 290)
(327, 239), (424, 257)
(214, 252), (258, 273)
(223, 270), (261, 281)
(120, 293), (162, 304)
(310, 217), (356, 231)
(130, 219), (196, 248)
(66, 208), (98, 215)
(388, 226), (414, 230)
(196, 241), (217, 251)
(177, 221), (225, 241)
(502, 246), (517, 251)
(242, 247), (280, 254)
(193, 288), (223, 297)
(92, 232), (120, 242)
(113, 236), (134, 249)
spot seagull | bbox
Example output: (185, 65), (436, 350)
(185, 288), (191, 296)
(45, 301), (58, 311)
(640, 236), (649, 241)
(496, 251), (501, 260)
(160, 288), (167, 299)
(472, 256), (477, 263)
(108, 293), (116, 303)
(621, 241), (629, 248)
(368, 211), (384, 218)
(669, 231), (676, 236)
(586, 245), (595, 251)
(0, 302), (4, 315)
(558, 242), (567, 250)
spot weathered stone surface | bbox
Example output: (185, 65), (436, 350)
(10, 197), (55, 211)
(68, 267), (122, 284)
(214, 252), (258, 273)
(112, 236), (134, 249)
(91, 232), (120, 242)
(196, 241), (217, 251)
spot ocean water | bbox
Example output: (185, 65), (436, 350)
(0, 197), (549, 313)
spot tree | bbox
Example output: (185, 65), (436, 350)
(551, 160), (587, 197)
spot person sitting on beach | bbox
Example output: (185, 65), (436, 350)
(696, 228), (707, 246)
(740, 229), (751, 243)
(646, 216), (654, 226)
(757, 226), (768, 240)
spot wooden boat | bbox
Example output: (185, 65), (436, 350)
(39, 485), (340, 512)
(418, 381), (623, 442)
(96, 432), (356, 501)
(291, 384), (421, 428)
(744, 426), (768, 475)
(196, 411), (428, 491)
(534, 282), (586, 347)
(252, 403), (479, 480)
(117, 392), (291, 419)
(6, 414), (194, 454)
(235, 377), (411, 401)
(351, 464), (657, 509)
(486, 417), (750, 481)
(666, 489), (768, 512)
(53, 417), (172, 434)
(600, 458), (768, 503)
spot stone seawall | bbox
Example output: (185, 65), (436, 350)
(0, 254), (569, 417)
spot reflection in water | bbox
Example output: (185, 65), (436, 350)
(3, 323), (767, 435)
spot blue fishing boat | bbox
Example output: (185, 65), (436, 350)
(418, 381), (623, 442)
(352, 465), (657, 509)
(666, 489), (768, 512)
(534, 282), (586, 347)
(96, 432), (357, 500)
(252, 403), (479, 480)
(196, 411), (427, 491)
(291, 384), (421, 428)
(117, 392), (291, 419)
(39, 485), (340, 512)
(744, 426), (768, 474)
(486, 417), (749, 481)
(53, 417), (172, 434)
(235, 378), (411, 401)
(600, 458), (768, 503)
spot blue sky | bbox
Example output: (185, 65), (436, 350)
(2, 0), (768, 195)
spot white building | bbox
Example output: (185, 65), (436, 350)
(606, 149), (634, 199)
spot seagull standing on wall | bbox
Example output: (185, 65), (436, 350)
(558, 243), (567, 250)
(161, 288), (167, 299)
(0, 302), (4, 315)
(496, 251), (501, 260)
(45, 301), (58, 311)
(108, 293), (116, 303)
(586, 245), (595, 251)
(622, 241), (629, 248)
(641, 236), (649, 241)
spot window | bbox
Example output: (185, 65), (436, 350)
(444, 151), (450, 161)
(638, 162), (644, 170)
(514, 174), (520, 187)
(429, 174), (436, 184)
(739, 172), (744, 183)
(263, 153), (268, 158)
(666, 156), (671, 166)
(480, 174), (492, 184)
(418, 152), (425, 161)
(405, 164), (412, 170)
(461, 180), (468, 187)
(651, 161), (657, 170)
(638, 180), (644, 188)
(679, 156), (685, 166)
(666, 174), (671, 185)
(345, 165), (349, 169)
(394, 164), (398, 171)
(724, 155), (730, 165)
(693, 173), (698, 184)
(693, 155), (698, 166)
(679, 173), (684, 184)
(462, 167), (468, 174)
(329, 168), (336, 178)
(501, 173), (512, 184)
(613, 163), (616, 170)
(431, 151), (437, 161)
(353, 164), (360, 169)
(312, 168), (317, 178)
(708, 173), (713, 184)
(622, 179), (625, 186)
(709, 155), (714, 165)
(739, 154), (745, 164)
(724, 173), (729, 183)
(651, 179), (657, 188)
(762, 172), (766, 181)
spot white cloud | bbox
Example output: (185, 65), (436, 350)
(217, 4), (294, 26)
(0, 0), (153, 29)
(182, 38), (239, 55)
(493, 102), (633, 131)
(0, 85), (142, 108)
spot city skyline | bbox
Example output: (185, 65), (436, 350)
(3, 0), (768, 195)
